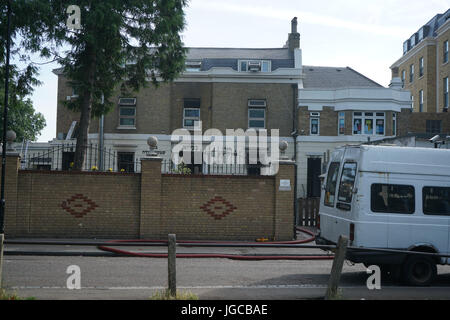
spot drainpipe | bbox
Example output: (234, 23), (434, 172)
(98, 93), (105, 171)
(292, 83), (299, 239)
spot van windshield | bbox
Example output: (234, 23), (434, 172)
(324, 162), (340, 207)
(337, 162), (357, 204)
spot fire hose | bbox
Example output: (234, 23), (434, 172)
(97, 227), (335, 261)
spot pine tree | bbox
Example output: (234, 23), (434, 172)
(36, 0), (188, 169)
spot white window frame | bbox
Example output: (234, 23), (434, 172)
(401, 70), (406, 87)
(444, 40), (449, 63)
(248, 108), (266, 129)
(185, 60), (202, 72)
(310, 112), (320, 136)
(419, 90), (424, 112)
(183, 108), (201, 129)
(392, 113), (397, 136)
(444, 77), (449, 109)
(238, 60), (271, 72)
(352, 112), (385, 136)
(338, 112), (345, 135)
(419, 57), (424, 77)
(118, 97), (137, 129)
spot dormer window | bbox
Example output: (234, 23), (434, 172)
(239, 60), (271, 72)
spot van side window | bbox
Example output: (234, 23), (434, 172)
(371, 184), (415, 214)
(423, 187), (450, 216)
(324, 162), (340, 207)
(337, 162), (357, 204)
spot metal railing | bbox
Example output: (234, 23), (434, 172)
(21, 143), (141, 173)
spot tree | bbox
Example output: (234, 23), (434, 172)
(1, 1), (48, 143)
(0, 93), (46, 141)
(36, 0), (188, 170)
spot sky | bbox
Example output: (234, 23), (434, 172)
(24, 0), (450, 142)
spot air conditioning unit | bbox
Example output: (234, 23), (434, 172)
(248, 61), (261, 72)
(185, 61), (202, 70)
(119, 98), (137, 105)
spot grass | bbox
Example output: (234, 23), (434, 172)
(150, 289), (198, 300)
(0, 288), (35, 300)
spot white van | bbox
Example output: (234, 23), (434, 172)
(316, 145), (450, 286)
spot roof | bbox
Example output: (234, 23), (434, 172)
(185, 47), (291, 60)
(53, 47), (294, 75)
(302, 66), (383, 89)
(354, 145), (450, 177)
(424, 8), (450, 36)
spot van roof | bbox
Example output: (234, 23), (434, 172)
(341, 145), (450, 177)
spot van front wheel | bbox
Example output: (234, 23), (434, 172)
(403, 256), (437, 286)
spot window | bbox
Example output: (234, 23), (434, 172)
(337, 162), (357, 206)
(423, 187), (450, 216)
(426, 120), (441, 134)
(419, 90), (424, 112)
(371, 184), (415, 214)
(444, 40), (449, 63)
(411, 95), (414, 110)
(401, 70), (406, 87)
(310, 112), (320, 135)
(324, 162), (340, 207)
(403, 40), (409, 55)
(419, 57), (424, 77)
(183, 99), (201, 129)
(409, 64), (414, 83)
(248, 99), (267, 108)
(184, 108), (200, 129)
(392, 113), (397, 136)
(353, 112), (385, 136)
(117, 152), (135, 173)
(185, 61), (202, 72)
(248, 108), (265, 129)
(239, 60), (271, 72)
(444, 77), (449, 110)
(118, 97), (136, 127)
(71, 86), (79, 97)
(338, 112), (345, 135)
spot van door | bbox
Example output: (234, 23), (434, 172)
(421, 186), (450, 264)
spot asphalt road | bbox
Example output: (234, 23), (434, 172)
(2, 242), (450, 300)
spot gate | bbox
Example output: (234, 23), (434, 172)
(297, 197), (320, 227)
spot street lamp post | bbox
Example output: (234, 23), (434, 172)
(0, 0), (12, 288)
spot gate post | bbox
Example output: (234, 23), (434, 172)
(140, 157), (163, 239)
(325, 235), (349, 300)
(274, 160), (295, 241)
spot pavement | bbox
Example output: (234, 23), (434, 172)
(1, 230), (450, 300)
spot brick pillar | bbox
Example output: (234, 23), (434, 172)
(0, 153), (20, 237)
(274, 160), (295, 241)
(140, 157), (163, 239)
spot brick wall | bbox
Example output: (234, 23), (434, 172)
(397, 107), (450, 135)
(3, 155), (295, 241)
(56, 76), (296, 138)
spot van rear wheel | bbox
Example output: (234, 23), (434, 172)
(402, 256), (437, 286)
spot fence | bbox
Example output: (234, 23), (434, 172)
(297, 197), (320, 227)
(22, 143), (141, 173)
(161, 159), (253, 175)
(22, 144), (268, 176)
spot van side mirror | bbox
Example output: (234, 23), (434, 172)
(352, 187), (358, 194)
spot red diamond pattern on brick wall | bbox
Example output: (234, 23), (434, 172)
(61, 194), (99, 218)
(200, 196), (237, 220)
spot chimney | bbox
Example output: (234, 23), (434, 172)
(287, 17), (300, 52)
